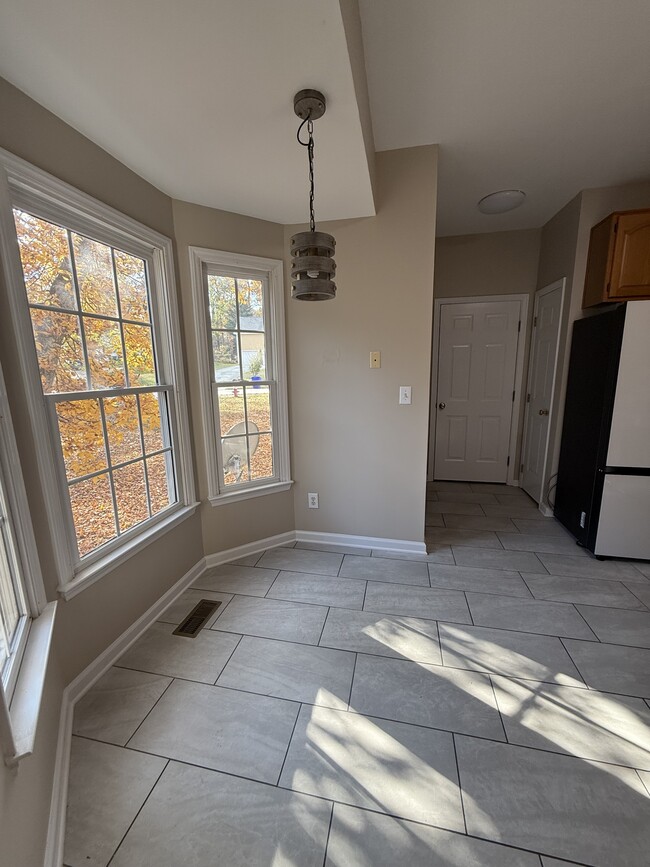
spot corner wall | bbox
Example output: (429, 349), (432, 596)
(285, 146), (438, 543)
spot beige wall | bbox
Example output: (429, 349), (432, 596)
(171, 200), (295, 554)
(430, 228), (542, 479)
(537, 182), (650, 509)
(285, 146), (438, 542)
(0, 78), (203, 866)
(434, 228), (541, 298)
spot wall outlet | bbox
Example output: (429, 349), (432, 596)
(308, 492), (319, 509)
(370, 351), (381, 369)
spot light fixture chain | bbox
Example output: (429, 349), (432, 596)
(307, 118), (315, 233)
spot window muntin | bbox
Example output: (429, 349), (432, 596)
(13, 209), (177, 562)
(207, 271), (276, 490)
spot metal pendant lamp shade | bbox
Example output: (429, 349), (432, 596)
(290, 90), (336, 301)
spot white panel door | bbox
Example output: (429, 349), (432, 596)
(607, 301), (650, 468)
(434, 300), (521, 482)
(521, 284), (563, 502)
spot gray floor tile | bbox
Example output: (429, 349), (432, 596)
(295, 540), (371, 556)
(540, 859), (584, 867)
(279, 705), (464, 830)
(633, 561), (650, 578)
(212, 595), (328, 645)
(433, 490), (500, 505)
(538, 553), (648, 582)
(350, 654), (505, 739)
(428, 564), (532, 597)
(339, 554), (430, 586)
(325, 804), (541, 867)
(267, 570), (366, 609)
(469, 483), (517, 494)
(424, 512), (446, 527)
(494, 491), (537, 504)
(466, 592), (597, 640)
(431, 481), (473, 492)
(452, 546), (544, 572)
(157, 588), (232, 626)
(363, 581), (471, 624)
(426, 489), (439, 500)
(640, 770), (650, 795)
(64, 737), (166, 867)
(319, 607), (441, 663)
(492, 676), (650, 770)
(626, 581), (650, 608)
(217, 635), (355, 709)
(443, 514), (518, 532)
(564, 639), (650, 697)
(257, 547), (343, 575)
(228, 552), (264, 566)
(575, 605), (650, 648)
(72, 667), (171, 746)
(439, 623), (585, 686)
(426, 528), (503, 549)
(116, 622), (241, 683)
(456, 736), (650, 867)
(111, 762), (331, 867)
(427, 500), (485, 515)
(128, 679), (299, 784)
(423, 546), (456, 564)
(378, 547), (455, 564)
(482, 503), (543, 518)
(523, 573), (647, 609)
(192, 563), (278, 595)
(513, 517), (570, 535)
(498, 533), (590, 556)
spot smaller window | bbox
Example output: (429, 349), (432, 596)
(189, 249), (291, 503)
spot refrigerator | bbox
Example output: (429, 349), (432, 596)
(555, 300), (650, 559)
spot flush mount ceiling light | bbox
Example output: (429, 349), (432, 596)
(477, 189), (526, 215)
(290, 89), (336, 301)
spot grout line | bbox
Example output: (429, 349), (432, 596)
(621, 582), (650, 612)
(124, 678), (176, 748)
(105, 758), (170, 866)
(321, 802), (335, 867)
(463, 592), (475, 626)
(572, 605), (601, 642)
(317, 607), (331, 646)
(213, 633), (244, 684)
(347, 652), (359, 710)
(487, 674), (509, 743)
(361, 580), (369, 610)
(275, 702), (302, 786)
(451, 733), (468, 835)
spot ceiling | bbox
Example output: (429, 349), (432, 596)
(1, 1), (650, 236)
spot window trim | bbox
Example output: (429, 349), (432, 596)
(0, 148), (197, 598)
(188, 247), (292, 505)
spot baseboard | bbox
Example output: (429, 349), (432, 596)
(44, 557), (206, 867)
(295, 530), (427, 555)
(203, 531), (296, 568)
(539, 502), (554, 518)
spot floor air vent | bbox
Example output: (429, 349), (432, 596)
(172, 599), (222, 638)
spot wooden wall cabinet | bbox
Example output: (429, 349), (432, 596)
(582, 209), (650, 308)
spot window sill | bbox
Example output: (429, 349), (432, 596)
(209, 480), (294, 507)
(57, 502), (199, 601)
(3, 601), (57, 767)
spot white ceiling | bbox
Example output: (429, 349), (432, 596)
(0, 0), (375, 224)
(360, 0), (650, 236)
(2, 1), (650, 236)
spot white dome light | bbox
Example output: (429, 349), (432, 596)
(478, 189), (526, 215)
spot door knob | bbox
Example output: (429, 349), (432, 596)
(438, 402), (446, 410)
(538, 409), (549, 416)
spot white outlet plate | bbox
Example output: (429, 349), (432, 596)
(308, 493), (319, 509)
(370, 351), (381, 369)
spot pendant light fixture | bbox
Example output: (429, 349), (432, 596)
(290, 89), (336, 301)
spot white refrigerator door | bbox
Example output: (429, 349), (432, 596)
(595, 474), (650, 559)
(607, 301), (650, 468)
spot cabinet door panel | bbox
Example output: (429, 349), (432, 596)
(609, 213), (650, 299)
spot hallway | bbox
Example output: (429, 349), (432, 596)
(64, 483), (650, 866)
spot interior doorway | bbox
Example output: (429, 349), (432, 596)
(428, 295), (528, 483)
(520, 279), (565, 503)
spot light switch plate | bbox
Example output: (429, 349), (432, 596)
(399, 386), (412, 405)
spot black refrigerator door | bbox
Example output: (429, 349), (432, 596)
(554, 305), (626, 547)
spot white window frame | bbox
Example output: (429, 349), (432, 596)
(0, 359), (55, 768)
(188, 247), (292, 505)
(0, 149), (197, 600)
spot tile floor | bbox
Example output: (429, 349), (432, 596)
(64, 482), (650, 867)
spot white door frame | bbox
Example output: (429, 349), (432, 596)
(428, 294), (530, 485)
(519, 278), (566, 512)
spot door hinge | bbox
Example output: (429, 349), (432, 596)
(520, 462), (524, 473)
(512, 390), (515, 402)
(517, 320), (521, 332)
(533, 316), (537, 327)
(507, 455), (510, 467)
(526, 392), (530, 403)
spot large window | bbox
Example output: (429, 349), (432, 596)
(189, 249), (291, 504)
(0, 150), (196, 596)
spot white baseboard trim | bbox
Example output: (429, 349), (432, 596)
(295, 530), (427, 555)
(44, 557), (206, 867)
(203, 531), (297, 568)
(539, 502), (554, 518)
